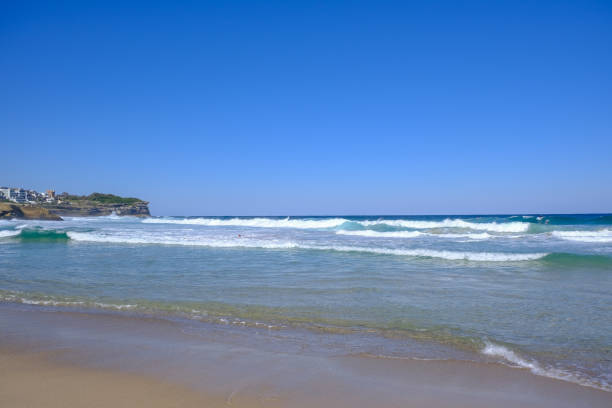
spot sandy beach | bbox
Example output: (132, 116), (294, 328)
(2, 303), (610, 408)
(1, 350), (219, 408)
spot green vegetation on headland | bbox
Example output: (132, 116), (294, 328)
(41, 192), (151, 218)
(0, 189), (150, 219)
(61, 193), (144, 205)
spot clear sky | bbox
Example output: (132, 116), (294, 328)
(1, 1), (611, 215)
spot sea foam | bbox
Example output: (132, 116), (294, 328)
(360, 219), (530, 233)
(336, 230), (493, 240)
(336, 230), (424, 238)
(67, 231), (546, 261)
(307, 246), (547, 261)
(552, 229), (612, 243)
(143, 217), (530, 233)
(0, 230), (20, 238)
(67, 231), (299, 249)
(143, 217), (349, 229)
(482, 342), (611, 391)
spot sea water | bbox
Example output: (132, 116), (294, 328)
(0, 214), (611, 391)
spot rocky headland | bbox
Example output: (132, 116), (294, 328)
(0, 203), (63, 221)
(42, 193), (151, 217)
(1, 193), (150, 220)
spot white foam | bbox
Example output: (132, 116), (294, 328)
(308, 246), (547, 261)
(67, 231), (299, 249)
(359, 218), (530, 233)
(427, 232), (492, 240)
(93, 302), (137, 310)
(482, 342), (540, 371)
(1, 294), (136, 310)
(0, 230), (20, 238)
(552, 230), (612, 243)
(336, 230), (423, 238)
(143, 217), (349, 229)
(19, 299), (85, 306)
(336, 230), (493, 240)
(67, 231), (545, 261)
(482, 342), (611, 392)
(62, 214), (140, 222)
(142, 217), (530, 233)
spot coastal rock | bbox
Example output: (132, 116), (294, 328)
(42, 201), (151, 217)
(0, 203), (63, 220)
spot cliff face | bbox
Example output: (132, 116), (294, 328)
(0, 203), (63, 220)
(42, 201), (151, 217)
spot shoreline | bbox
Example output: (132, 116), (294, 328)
(1, 293), (610, 393)
(1, 303), (610, 407)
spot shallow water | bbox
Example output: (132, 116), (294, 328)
(1, 214), (611, 390)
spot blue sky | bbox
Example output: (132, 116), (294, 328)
(1, 1), (611, 215)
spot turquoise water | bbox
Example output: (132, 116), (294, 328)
(1, 214), (611, 390)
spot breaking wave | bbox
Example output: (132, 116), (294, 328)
(336, 230), (424, 238)
(0, 230), (21, 238)
(336, 230), (493, 240)
(482, 342), (611, 391)
(143, 217), (350, 229)
(7, 226), (610, 265)
(67, 231), (299, 249)
(534, 214), (612, 225)
(309, 246), (548, 261)
(552, 229), (612, 243)
(0, 228), (69, 241)
(360, 219), (529, 233)
(68, 231), (546, 261)
(144, 217), (531, 233)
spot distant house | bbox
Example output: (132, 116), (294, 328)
(13, 188), (28, 204)
(0, 186), (60, 204)
(0, 186), (46, 204)
(0, 188), (20, 203)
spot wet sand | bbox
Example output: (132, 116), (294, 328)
(0, 350), (225, 408)
(1, 303), (611, 408)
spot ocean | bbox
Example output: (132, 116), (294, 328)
(1, 214), (611, 392)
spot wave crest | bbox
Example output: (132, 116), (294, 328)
(336, 230), (423, 238)
(311, 246), (547, 261)
(67, 231), (299, 249)
(361, 219), (529, 233)
(143, 217), (530, 233)
(67, 232), (545, 261)
(143, 217), (349, 229)
(0, 230), (20, 238)
(336, 230), (493, 240)
(552, 229), (612, 243)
